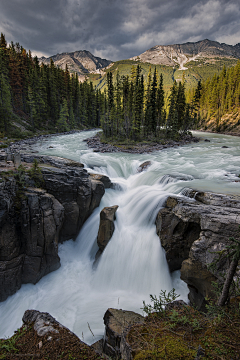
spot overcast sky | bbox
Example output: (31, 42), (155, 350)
(0, 0), (239, 61)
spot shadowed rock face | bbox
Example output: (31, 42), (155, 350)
(0, 158), (106, 302)
(97, 205), (119, 252)
(156, 191), (240, 310)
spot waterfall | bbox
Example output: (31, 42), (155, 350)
(1, 130), (240, 344)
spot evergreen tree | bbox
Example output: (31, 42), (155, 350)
(0, 49), (12, 132)
(156, 73), (165, 132)
(57, 98), (69, 132)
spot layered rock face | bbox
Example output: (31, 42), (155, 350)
(41, 165), (105, 242)
(0, 157), (106, 302)
(156, 191), (240, 309)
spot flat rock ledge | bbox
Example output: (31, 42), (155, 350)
(86, 134), (199, 154)
(156, 190), (240, 310)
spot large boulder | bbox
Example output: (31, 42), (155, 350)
(89, 172), (112, 189)
(97, 205), (118, 252)
(103, 308), (144, 359)
(156, 191), (240, 310)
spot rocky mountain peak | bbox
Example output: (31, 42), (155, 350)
(130, 39), (240, 69)
(39, 50), (112, 80)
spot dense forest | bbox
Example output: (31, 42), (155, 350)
(1, 33), (240, 140)
(101, 65), (193, 141)
(0, 33), (104, 137)
(188, 61), (240, 132)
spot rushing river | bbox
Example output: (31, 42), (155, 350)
(1, 130), (240, 343)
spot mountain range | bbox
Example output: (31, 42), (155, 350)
(39, 39), (240, 88)
(130, 39), (240, 69)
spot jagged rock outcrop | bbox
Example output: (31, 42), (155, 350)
(97, 205), (118, 252)
(156, 191), (240, 309)
(137, 161), (152, 173)
(0, 157), (107, 302)
(39, 50), (112, 79)
(103, 308), (144, 359)
(41, 165), (105, 242)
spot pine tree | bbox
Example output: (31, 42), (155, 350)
(57, 98), (69, 132)
(156, 73), (165, 133)
(0, 49), (12, 132)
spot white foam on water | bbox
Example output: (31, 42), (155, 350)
(0, 130), (240, 343)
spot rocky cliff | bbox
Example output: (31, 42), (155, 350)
(0, 153), (107, 302)
(156, 190), (240, 309)
(130, 39), (240, 68)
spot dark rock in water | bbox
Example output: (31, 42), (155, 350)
(156, 191), (240, 310)
(97, 205), (118, 252)
(103, 308), (144, 359)
(204, 139), (210, 142)
(222, 145), (229, 148)
(89, 173), (112, 189)
(137, 161), (152, 172)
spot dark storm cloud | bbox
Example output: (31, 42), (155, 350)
(0, 0), (239, 60)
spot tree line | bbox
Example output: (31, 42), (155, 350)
(0, 33), (104, 136)
(188, 61), (240, 130)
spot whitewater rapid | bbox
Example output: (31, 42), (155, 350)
(0, 130), (240, 344)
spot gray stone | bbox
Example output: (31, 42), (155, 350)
(89, 173), (112, 189)
(137, 161), (152, 172)
(97, 205), (119, 252)
(103, 308), (144, 359)
(13, 153), (21, 168)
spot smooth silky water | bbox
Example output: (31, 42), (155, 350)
(1, 130), (240, 343)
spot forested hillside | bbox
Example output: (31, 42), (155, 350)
(1, 33), (239, 140)
(0, 34), (104, 138)
(89, 57), (238, 92)
(188, 61), (240, 133)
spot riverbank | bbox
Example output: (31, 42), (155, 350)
(85, 133), (200, 154)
